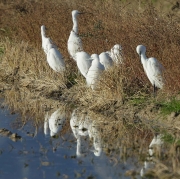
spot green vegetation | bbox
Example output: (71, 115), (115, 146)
(129, 95), (149, 106)
(0, 47), (4, 56)
(160, 98), (180, 115)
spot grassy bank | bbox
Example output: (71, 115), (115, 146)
(0, 0), (180, 129)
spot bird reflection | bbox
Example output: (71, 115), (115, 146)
(140, 134), (163, 177)
(70, 109), (102, 157)
(44, 109), (66, 137)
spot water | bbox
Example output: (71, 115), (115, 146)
(0, 101), (168, 179)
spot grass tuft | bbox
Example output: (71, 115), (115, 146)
(160, 98), (180, 115)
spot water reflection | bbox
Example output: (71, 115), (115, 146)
(70, 109), (102, 157)
(140, 134), (163, 177)
(44, 108), (66, 137)
(2, 90), (180, 178)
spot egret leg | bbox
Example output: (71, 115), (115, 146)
(153, 84), (157, 98)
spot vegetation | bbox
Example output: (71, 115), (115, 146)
(0, 0), (179, 104)
(160, 97), (180, 115)
(0, 1), (180, 178)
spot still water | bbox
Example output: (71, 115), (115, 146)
(0, 101), (164, 179)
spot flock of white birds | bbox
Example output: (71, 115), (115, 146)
(41, 10), (165, 95)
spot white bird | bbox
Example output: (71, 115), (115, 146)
(47, 44), (65, 72)
(106, 44), (123, 64)
(68, 10), (83, 61)
(75, 51), (92, 78)
(140, 159), (154, 177)
(41, 25), (56, 55)
(136, 45), (165, 97)
(70, 109), (90, 157)
(44, 113), (49, 136)
(44, 109), (66, 137)
(89, 124), (102, 157)
(110, 44), (123, 64)
(140, 134), (163, 177)
(70, 109), (102, 157)
(149, 134), (163, 156)
(86, 54), (105, 90)
(99, 52), (113, 70)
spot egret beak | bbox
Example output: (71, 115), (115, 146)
(78, 12), (85, 15)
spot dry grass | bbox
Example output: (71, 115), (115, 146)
(0, 2), (180, 178)
(0, 1), (180, 118)
(0, 38), (68, 95)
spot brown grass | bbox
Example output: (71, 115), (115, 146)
(0, 0), (180, 117)
(0, 2), (180, 178)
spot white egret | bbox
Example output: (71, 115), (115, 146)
(47, 44), (65, 73)
(136, 45), (165, 97)
(44, 113), (49, 136)
(86, 54), (105, 90)
(44, 109), (66, 137)
(68, 10), (83, 61)
(89, 124), (102, 157)
(75, 51), (92, 78)
(149, 134), (163, 156)
(140, 159), (154, 177)
(99, 52), (113, 70)
(110, 44), (123, 64)
(140, 134), (163, 177)
(70, 109), (102, 157)
(70, 109), (90, 157)
(41, 25), (56, 55)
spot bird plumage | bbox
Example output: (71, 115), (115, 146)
(47, 44), (65, 73)
(136, 45), (164, 89)
(109, 44), (123, 64)
(44, 109), (66, 137)
(99, 52), (113, 70)
(41, 25), (56, 55)
(86, 54), (105, 90)
(68, 10), (83, 61)
(75, 51), (92, 78)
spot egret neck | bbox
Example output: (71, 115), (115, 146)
(72, 15), (78, 34)
(140, 52), (148, 70)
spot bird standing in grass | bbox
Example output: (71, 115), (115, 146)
(106, 44), (123, 64)
(47, 44), (65, 73)
(75, 51), (92, 78)
(41, 25), (56, 55)
(136, 45), (164, 97)
(99, 52), (113, 70)
(68, 10), (84, 61)
(86, 54), (105, 90)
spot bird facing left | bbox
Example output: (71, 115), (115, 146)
(41, 25), (57, 55)
(67, 10), (84, 61)
(47, 44), (65, 73)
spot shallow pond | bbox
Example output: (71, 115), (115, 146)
(0, 100), (176, 179)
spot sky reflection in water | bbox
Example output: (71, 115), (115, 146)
(0, 104), (164, 179)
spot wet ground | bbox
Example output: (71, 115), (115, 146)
(0, 103), (143, 179)
(0, 99), (173, 179)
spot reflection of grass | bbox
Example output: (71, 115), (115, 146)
(162, 132), (174, 144)
(0, 46), (4, 56)
(160, 98), (180, 115)
(162, 132), (180, 145)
